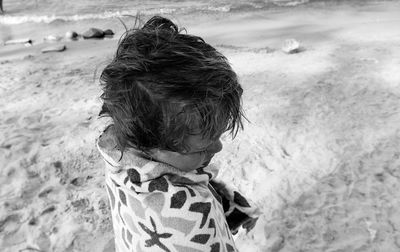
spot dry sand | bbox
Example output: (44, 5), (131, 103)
(1, 1), (400, 251)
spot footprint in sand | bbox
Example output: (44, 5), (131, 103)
(71, 198), (90, 211)
(38, 186), (54, 198)
(0, 213), (21, 233)
(4, 115), (20, 125)
(70, 176), (86, 186)
(102, 238), (116, 252)
(40, 205), (56, 216)
(20, 177), (42, 201)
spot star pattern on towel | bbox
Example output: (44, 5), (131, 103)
(138, 216), (172, 252)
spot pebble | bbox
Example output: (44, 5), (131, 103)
(44, 35), (62, 42)
(82, 28), (105, 39)
(65, 31), (79, 40)
(41, 44), (66, 53)
(104, 29), (115, 36)
(282, 39), (301, 54)
(4, 38), (32, 45)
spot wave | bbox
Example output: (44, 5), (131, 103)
(0, 8), (179, 25)
(273, 0), (309, 7)
(0, 1), (310, 25)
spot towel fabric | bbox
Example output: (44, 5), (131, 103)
(97, 127), (260, 252)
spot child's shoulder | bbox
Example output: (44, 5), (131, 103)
(97, 126), (151, 168)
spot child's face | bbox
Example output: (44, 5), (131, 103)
(149, 134), (223, 171)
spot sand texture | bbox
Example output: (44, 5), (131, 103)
(1, 1), (400, 251)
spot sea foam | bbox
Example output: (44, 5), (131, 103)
(0, 8), (178, 25)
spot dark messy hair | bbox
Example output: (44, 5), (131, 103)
(99, 16), (243, 153)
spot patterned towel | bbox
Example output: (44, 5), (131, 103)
(97, 128), (260, 252)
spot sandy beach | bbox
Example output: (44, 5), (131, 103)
(1, 1), (400, 251)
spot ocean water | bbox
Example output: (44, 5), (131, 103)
(0, 0), (311, 24)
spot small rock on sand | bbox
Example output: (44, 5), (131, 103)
(104, 29), (115, 37)
(104, 29), (115, 36)
(44, 35), (62, 42)
(4, 38), (32, 46)
(82, 28), (105, 39)
(65, 31), (78, 40)
(282, 39), (301, 54)
(41, 44), (66, 53)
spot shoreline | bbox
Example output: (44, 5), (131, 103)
(1, 0), (399, 60)
(0, 0), (397, 25)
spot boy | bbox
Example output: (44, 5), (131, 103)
(97, 16), (260, 252)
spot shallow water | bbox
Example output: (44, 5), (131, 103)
(0, 0), (395, 25)
(0, 0), (311, 24)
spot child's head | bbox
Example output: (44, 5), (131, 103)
(100, 16), (243, 170)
